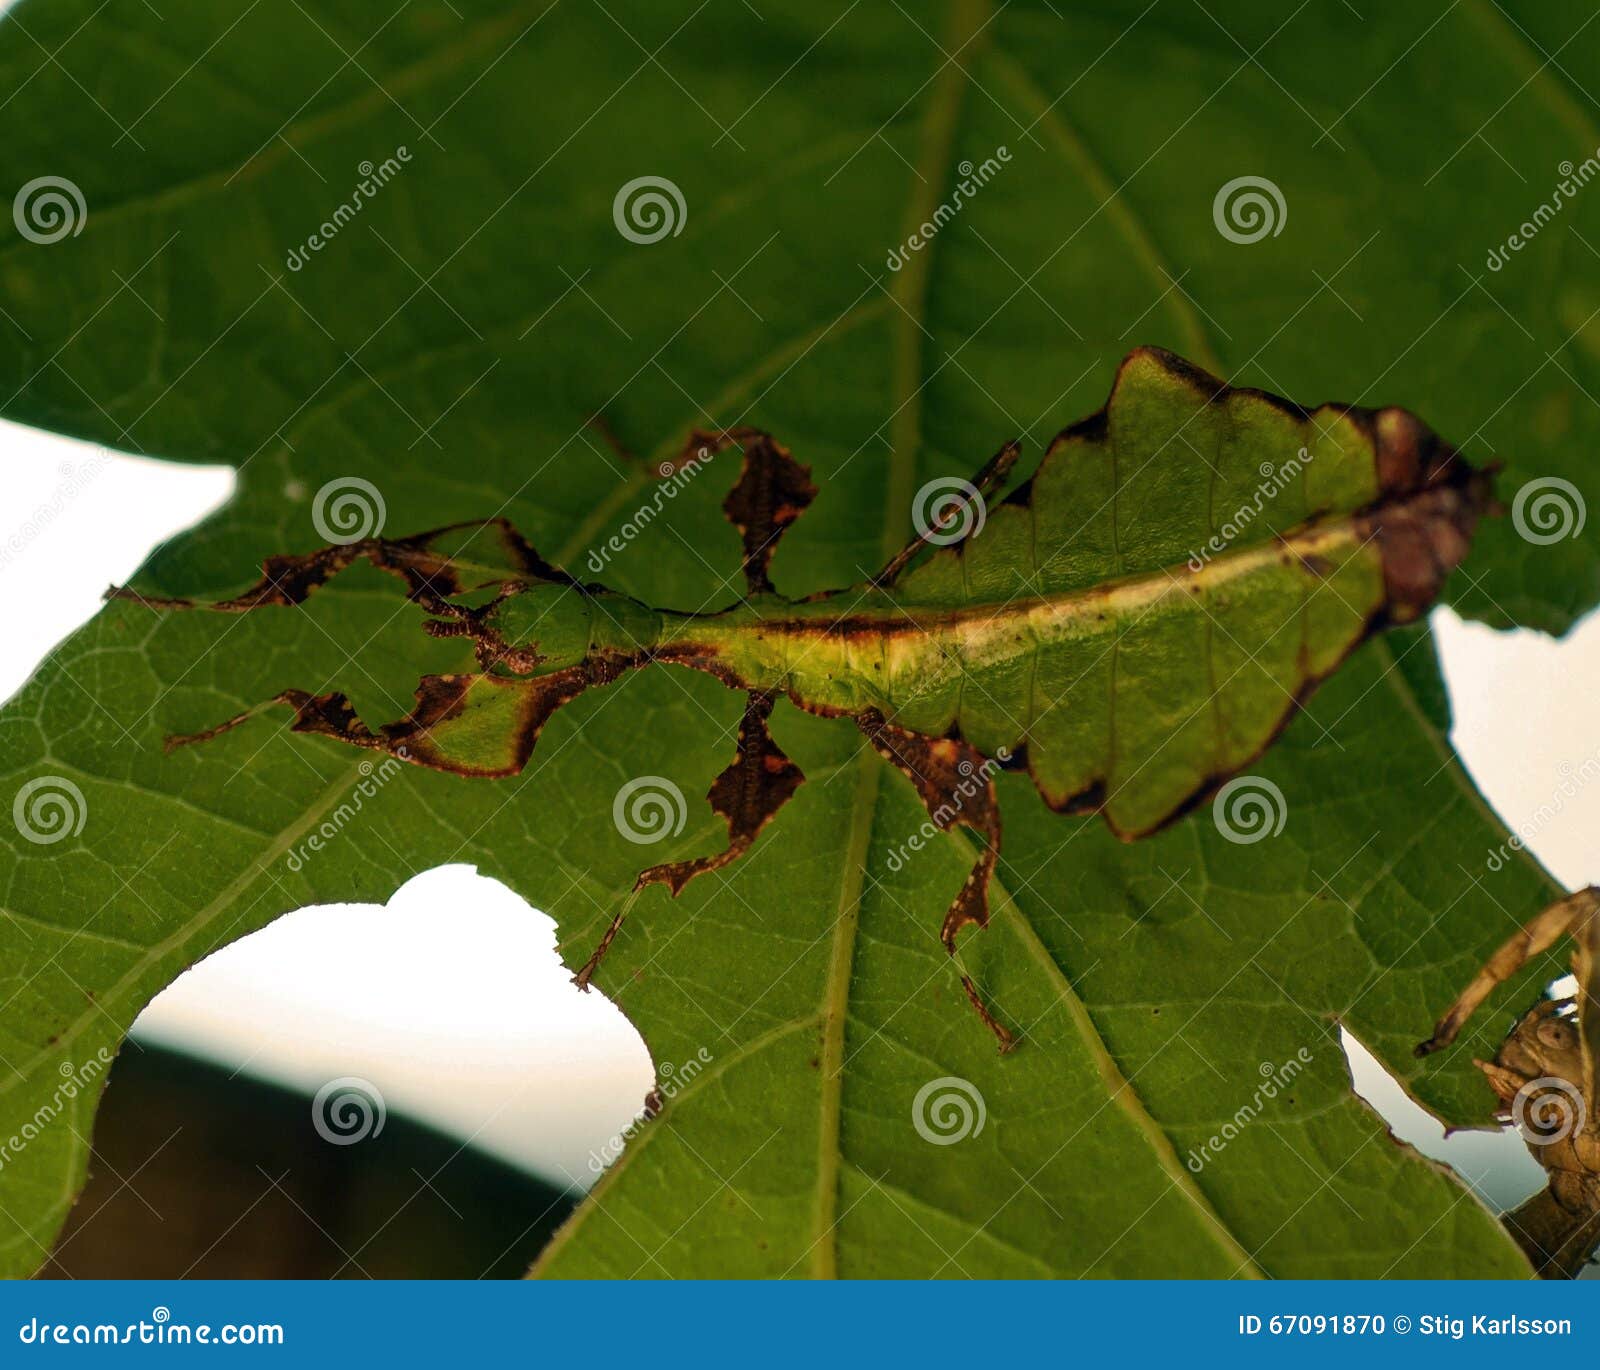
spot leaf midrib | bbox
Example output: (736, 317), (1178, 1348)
(804, 0), (993, 1281)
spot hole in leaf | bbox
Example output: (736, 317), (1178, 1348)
(132, 865), (653, 1190)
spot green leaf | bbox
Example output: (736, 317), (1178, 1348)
(0, 0), (1590, 1277)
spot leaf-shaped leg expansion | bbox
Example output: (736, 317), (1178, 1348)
(688, 426), (818, 595)
(572, 691), (806, 990)
(856, 708), (1016, 1053)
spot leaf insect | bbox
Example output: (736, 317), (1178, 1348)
(113, 348), (1490, 1051)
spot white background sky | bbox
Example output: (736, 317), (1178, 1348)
(3, 426), (1596, 1207)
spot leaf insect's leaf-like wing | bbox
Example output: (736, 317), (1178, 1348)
(884, 347), (1489, 838)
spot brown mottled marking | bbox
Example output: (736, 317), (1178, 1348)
(692, 427), (817, 595)
(1416, 887), (1599, 1058)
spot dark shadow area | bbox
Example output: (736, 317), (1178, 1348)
(41, 1045), (575, 1278)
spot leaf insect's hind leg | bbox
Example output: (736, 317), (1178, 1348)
(634, 691), (806, 894)
(1415, 885), (1600, 1057)
(855, 708), (1017, 1053)
(686, 426), (818, 595)
(574, 692), (807, 990)
(163, 689), (328, 752)
(872, 438), (1022, 587)
(571, 888), (642, 992)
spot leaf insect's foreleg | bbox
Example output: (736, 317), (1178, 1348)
(165, 667), (600, 778)
(105, 517), (564, 617)
(1416, 885), (1600, 1057)
(108, 515), (595, 764)
(872, 438), (1021, 587)
(573, 691), (806, 990)
(855, 708), (1016, 1053)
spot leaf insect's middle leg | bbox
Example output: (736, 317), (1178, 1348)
(856, 708), (1017, 1053)
(573, 425), (819, 987)
(572, 690), (806, 991)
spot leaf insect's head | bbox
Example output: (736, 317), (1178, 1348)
(1479, 997), (1585, 1111)
(442, 579), (598, 677)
